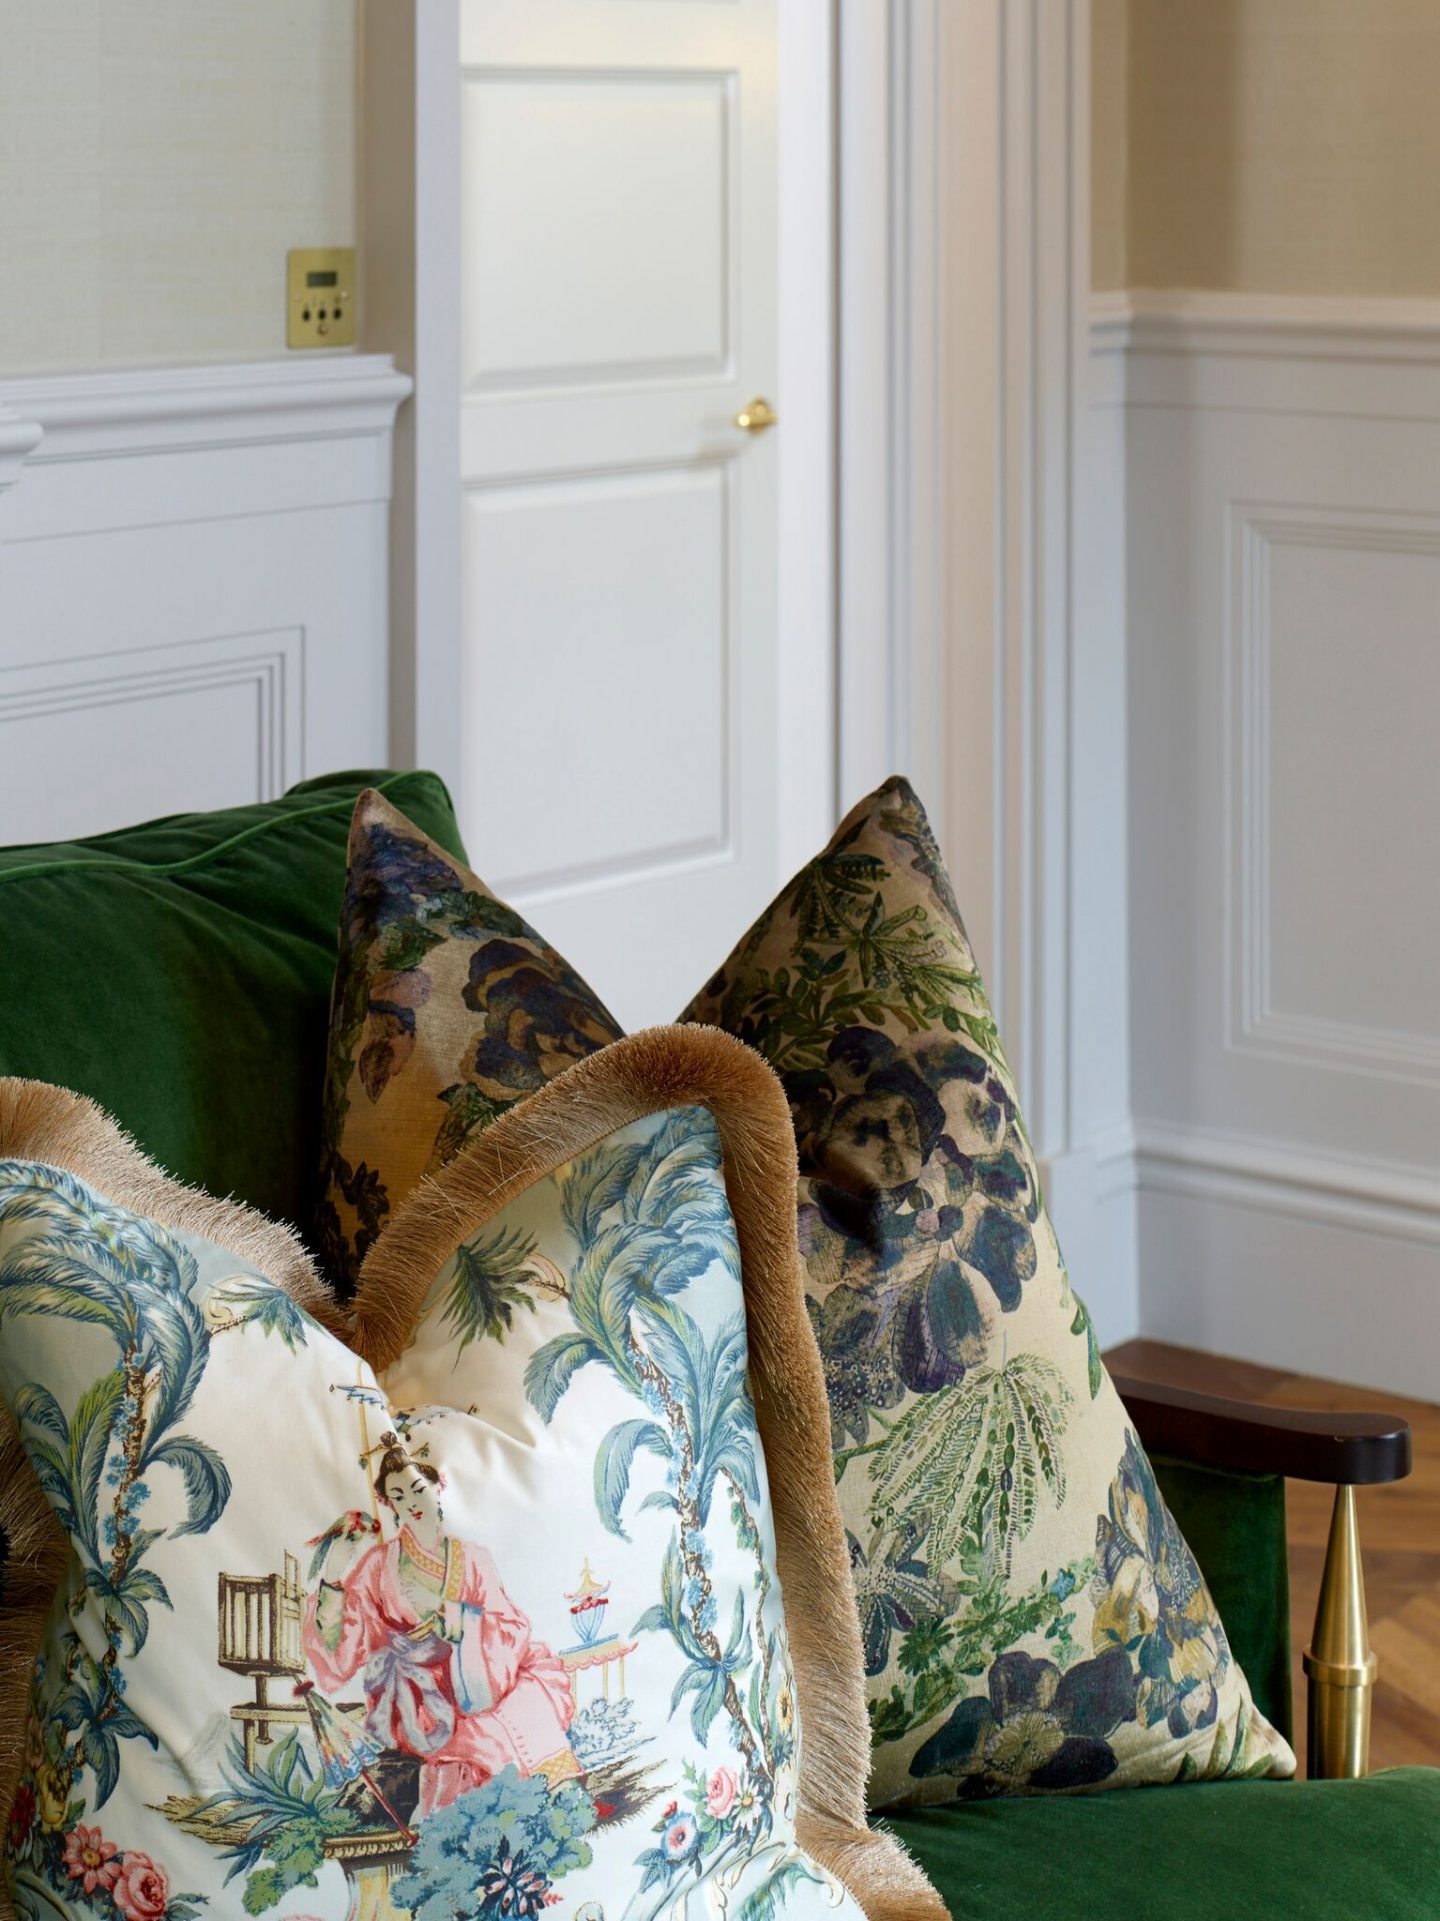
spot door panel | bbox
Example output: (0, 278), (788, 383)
(461, 73), (730, 389)
(462, 465), (728, 892)
(457, 0), (777, 1029)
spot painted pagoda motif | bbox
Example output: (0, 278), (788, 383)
(561, 1559), (638, 1704)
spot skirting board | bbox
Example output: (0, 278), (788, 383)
(1089, 1124), (1440, 1403)
(1080, 1120), (1440, 1399)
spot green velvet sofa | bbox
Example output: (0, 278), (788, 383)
(3, 770), (1437, 1920)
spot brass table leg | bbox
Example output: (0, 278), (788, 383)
(1303, 1484), (1377, 1779)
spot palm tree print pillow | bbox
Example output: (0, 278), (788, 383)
(680, 778), (1295, 1809)
(315, 790), (622, 1293)
(0, 1052), (944, 1921)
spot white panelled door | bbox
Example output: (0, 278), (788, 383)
(457, 0), (780, 1028)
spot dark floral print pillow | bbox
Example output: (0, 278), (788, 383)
(681, 777), (1294, 1807)
(315, 790), (622, 1290)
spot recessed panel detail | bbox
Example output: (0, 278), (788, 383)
(461, 70), (730, 392)
(1231, 506), (1440, 1083)
(0, 629), (300, 844)
(461, 463), (729, 894)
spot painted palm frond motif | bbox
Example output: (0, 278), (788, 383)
(202, 1276), (316, 1350)
(0, 1162), (231, 1810)
(556, 1110), (736, 1257)
(527, 1111), (740, 1423)
(523, 1107), (794, 1886)
(439, 1222), (545, 1351)
(869, 1353), (1071, 1576)
(171, 1729), (361, 1912)
(847, 1531), (945, 1678)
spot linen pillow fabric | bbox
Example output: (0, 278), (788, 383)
(0, 770), (465, 1239)
(316, 789), (623, 1291)
(680, 778), (1296, 1809)
(0, 1041), (944, 1921)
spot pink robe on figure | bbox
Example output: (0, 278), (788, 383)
(304, 1529), (575, 1818)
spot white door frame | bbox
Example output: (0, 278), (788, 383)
(360, 0), (463, 790)
(775, 1), (838, 875)
(835, 0), (1091, 1168)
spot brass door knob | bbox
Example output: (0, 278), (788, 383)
(734, 396), (778, 434)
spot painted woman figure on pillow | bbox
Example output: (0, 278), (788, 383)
(304, 1436), (578, 1820)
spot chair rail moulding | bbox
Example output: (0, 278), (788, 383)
(0, 406), (43, 498)
(0, 355), (412, 467)
(1090, 288), (1440, 415)
(0, 356), (412, 547)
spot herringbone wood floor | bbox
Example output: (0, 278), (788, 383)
(1106, 1339), (1440, 1777)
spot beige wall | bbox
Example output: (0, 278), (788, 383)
(1090, 0), (1128, 292)
(0, 1), (356, 373)
(1093, 0), (1440, 297)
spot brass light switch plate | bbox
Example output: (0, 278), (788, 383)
(287, 247), (356, 349)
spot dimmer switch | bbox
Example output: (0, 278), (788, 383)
(287, 248), (356, 349)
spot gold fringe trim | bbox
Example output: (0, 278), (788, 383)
(356, 1026), (948, 1919)
(0, 1079), (345, 1337)
(0, 1077), (351, 1919)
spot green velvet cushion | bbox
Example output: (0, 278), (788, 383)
(1151, 1453), (1293, 1744)
(887, 1769), (1440, 1919)
(0, 769), (465, 1239)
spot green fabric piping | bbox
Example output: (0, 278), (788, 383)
(0, 769), (448, 885)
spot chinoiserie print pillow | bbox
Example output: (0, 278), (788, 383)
(0, 1053), (944, 1921)
(315, 789), (622, 1292)
(680, 779), (1296, 1809)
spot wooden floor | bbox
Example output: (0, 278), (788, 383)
(1107, 1338), (1440, 1777)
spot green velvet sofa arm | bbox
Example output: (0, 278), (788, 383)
(1114, 1374), (1413, 1781)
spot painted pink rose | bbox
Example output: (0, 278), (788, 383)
(62, 1824), (120, 1895)
(113, 1851), (169, 1921)
(706, 1765), (739, 1819)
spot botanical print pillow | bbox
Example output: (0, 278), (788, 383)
(0, 1056), (943, 1921)
(680, 778), (1296, 1809)
(315, 790), (622, 1292)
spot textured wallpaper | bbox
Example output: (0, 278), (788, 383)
(0, 0), (356, 372)
(1094, 0), (1440, 298)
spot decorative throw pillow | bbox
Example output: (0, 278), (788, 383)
(315, 790), (622, 1292)
(680, 778), (1296, 1808)
(0, 1043), (944, 1921)
(0, 768), (465, 1240)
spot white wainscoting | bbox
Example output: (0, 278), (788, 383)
(0, 355), (410, 845)
(1094, 292), (1440, 1397)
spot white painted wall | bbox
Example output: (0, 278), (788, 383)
(1093, 293), (1440, 1397)
(0, 0), (357, 373)
(0, 358), (407, 841)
